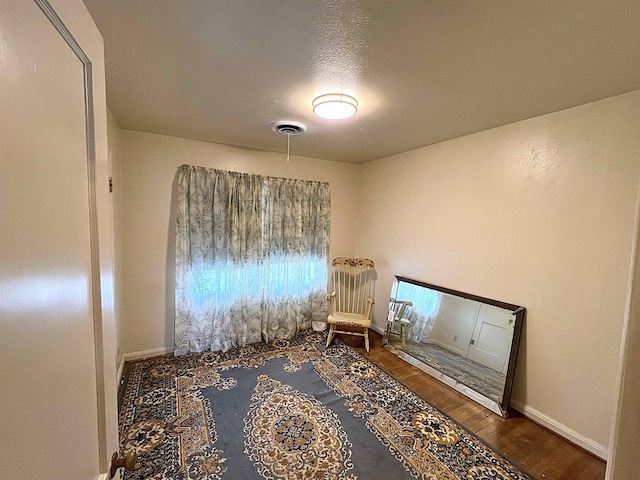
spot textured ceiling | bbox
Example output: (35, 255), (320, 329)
(84, 0), (640, 163)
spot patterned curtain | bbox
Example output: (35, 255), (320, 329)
(175, 165), (330, 355)
(395, 281), (442, 343)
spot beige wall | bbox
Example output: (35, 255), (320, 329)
(358, 91), (640, 452)
(119, 130), (361, 355)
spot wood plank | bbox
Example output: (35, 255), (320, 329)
(338, 331), (606, 480)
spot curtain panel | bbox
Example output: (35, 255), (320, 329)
(175, 165), (330, 355)
(396, 281), (442, 343)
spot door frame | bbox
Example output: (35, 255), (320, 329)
(34, 0), (110, 469)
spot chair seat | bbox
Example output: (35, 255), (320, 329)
(328, 312), (371, 328)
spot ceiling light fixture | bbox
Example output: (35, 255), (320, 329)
(312, 93), (358, 119)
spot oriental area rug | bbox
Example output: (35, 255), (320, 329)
(119, 331), (534, 480)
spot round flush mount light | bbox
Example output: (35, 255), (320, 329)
(312, 93), (358, 119)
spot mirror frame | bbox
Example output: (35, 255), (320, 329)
(383, 275), (525, 417)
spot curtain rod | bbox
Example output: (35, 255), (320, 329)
(179, 164), (330, 187)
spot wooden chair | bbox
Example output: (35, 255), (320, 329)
(326, 257), (375, 352)
(386, 298), (413, 348)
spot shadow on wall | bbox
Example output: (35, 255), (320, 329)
(165, 171), (179, 350)
(512, 318), (527, 411)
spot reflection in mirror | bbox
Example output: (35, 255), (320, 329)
(384, 276), (525, 417)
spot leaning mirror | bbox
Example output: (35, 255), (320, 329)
(383, 276), (525, 417)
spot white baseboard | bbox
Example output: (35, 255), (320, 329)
(371, 324), (385, 335)
(123, 346), (173, 362)
(369, 325), (608, 460)
(122, 327), (382, 364)
(510, 400), (608, 460)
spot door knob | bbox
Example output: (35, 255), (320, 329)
(109, 450), (138, 479)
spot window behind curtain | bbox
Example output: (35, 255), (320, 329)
(175, 165), (330, 355)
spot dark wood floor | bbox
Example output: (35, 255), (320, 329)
(339, 331), (606, 480)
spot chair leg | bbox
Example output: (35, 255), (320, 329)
(326, 324), (335, 348)
(364, 328), (370, 353)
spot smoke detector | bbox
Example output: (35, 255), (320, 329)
(271, 121), (307, 136)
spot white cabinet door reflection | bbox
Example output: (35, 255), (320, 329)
(467, 304), (515, 374)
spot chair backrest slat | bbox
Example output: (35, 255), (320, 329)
(331, 257), (375, 314)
